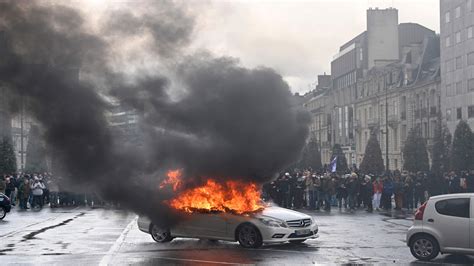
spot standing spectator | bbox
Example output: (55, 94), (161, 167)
(467, 170), (474, 193)
(10, 174), (19, 206)
(48, 177), (59, 208)
(336, 176), (348, 210)
(362, 176), (373, 212)
(278, 174), (291, 208)
(404, 175), (414, 210)
(414, 174), (426, 207)
(0, 175), (5, 194)
(346, 173), (358, 212)
(372, 177), (383, 211)
(306, 174), (317, 210)
(5, 176), (16, 206)
(320, 174), (333, 211)
(381, 176), (394, 210)
(31, 177), (45, 209)
(18, 178), (30, 209)
(314, 174), (322, 210)
(294, 173), (306, 209)
(448, 172), (461, 194)
(393, 176), (403, 210)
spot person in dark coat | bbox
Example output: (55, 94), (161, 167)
(403, 175), (414, 210)
(18, 178), (31, 210)
(362, 176), (373, 212)
(414, 174), (426, 208)
(381, 176), (394, 210)
(336, 176), (348, 210)
(393, 176), (403, 210)
(346, 173), (359, 212)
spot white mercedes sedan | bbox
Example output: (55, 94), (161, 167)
(137, 206), (319, 248)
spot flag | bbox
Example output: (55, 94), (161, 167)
(329, 156), (337, 173)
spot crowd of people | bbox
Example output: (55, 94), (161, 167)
(2, 169), (473, 214)
(0, 173), (103, 210)
(263, 169), (474, 212)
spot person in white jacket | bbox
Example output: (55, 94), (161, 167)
(30, 177), (45, 209)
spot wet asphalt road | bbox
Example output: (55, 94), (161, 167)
(1, 206), (474, 265)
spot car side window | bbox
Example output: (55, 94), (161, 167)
(435, 198), (470, 218)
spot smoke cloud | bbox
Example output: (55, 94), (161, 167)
(0, 1), (309, 225)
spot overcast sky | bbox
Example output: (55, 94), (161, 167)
(190, 0), (440, 94)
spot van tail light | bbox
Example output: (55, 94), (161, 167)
(414, 202), (427, 220)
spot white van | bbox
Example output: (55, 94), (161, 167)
(406, 193), (474, 261)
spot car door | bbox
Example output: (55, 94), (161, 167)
(432, 197), (470, 250)
(471, 196), (474, 250)
(184, 212), (228, 239)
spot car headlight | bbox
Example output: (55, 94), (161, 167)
(259, 217), (288, 228)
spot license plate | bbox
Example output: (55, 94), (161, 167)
(295, 229), (310, 236)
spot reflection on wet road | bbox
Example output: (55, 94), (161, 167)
(0, 207), (473, 265)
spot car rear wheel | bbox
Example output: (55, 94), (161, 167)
(410, 235), (439, 261)
(289, 239), (306, 244)
(0, 207), (5, 220)
(150, 224), (173, 243)
(237, 224), (262, 248)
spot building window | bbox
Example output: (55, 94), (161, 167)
(446, 36), (451, 47)
(456, 56), (463, 69)
(446, 84), (454, 96)
(456, 6), (461, 18)
(469, 0), (473, 12)
(457, 107), (463, 120)
(468, 78), (474, 91)
(456, 31), (462, 43)
(469, 106), (474, 118)
(401, 125), (407, 140)
(447, 108), (452, 121)
(468, 26), (473, 39)
(447, 59), (455, 72)
(446, 11), (451, 23)
(468, 52), (474, 65)
(456, 81), (463, 95)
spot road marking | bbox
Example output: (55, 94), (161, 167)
(99, 216), (138, 266)
(0, 207), (80, 239)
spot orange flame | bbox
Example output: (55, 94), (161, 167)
(160, 170), (264, 214)
(159, 169), (183, 191)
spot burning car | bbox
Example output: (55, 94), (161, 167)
(137, 205), (318, 248)
(137, 170), (319, 248)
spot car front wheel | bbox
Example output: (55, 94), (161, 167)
(0, 207), (5, 220)
(410, 235), (439, 261)
(237, 224), (262, 248)
(150, 224), (173, 243)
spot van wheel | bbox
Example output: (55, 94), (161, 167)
(150, 224), (173, 243)
(237, 224), (262, 248)
(410, 235), (439, 261)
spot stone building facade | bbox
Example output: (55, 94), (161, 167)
(304, 8), (441, 171)
(440, 0), (474, 134)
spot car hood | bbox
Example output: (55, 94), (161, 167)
(254, 206), (311, 221)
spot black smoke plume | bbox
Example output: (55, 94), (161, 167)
(0, 1), (309, 225)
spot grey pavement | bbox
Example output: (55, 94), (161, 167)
(1, 206), (473, 265)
